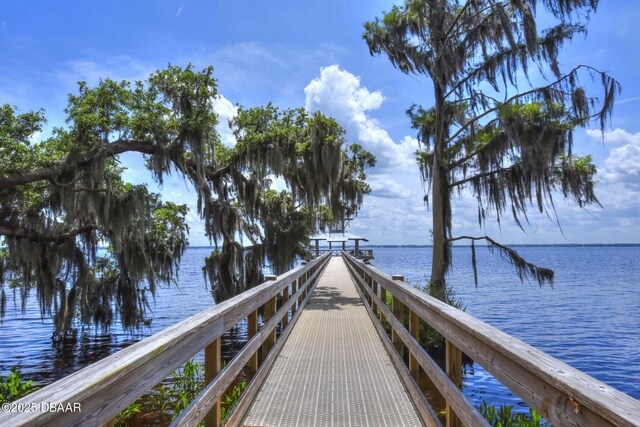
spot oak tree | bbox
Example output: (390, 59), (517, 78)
(0, 65), (374, 334)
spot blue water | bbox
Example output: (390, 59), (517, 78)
(1, 246), (638, 411)
(371, 246), (640, 409)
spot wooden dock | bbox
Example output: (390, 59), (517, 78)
(242, 257), (422, 427)
(3, 251), (640, 427)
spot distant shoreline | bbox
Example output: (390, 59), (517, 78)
(183, 243), (640, 249)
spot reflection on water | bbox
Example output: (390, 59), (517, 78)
(1, 246), (638, 415)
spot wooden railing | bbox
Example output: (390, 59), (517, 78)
(1, 252), (331, 427)
(342, 251), (640, 427)
(315, 248), (374, 259)
(345, 249), (374, 259)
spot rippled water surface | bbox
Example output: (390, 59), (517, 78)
(371, 245), (640, 408)
(1, 246), (638, 410)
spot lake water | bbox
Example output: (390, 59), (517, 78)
(1, 246), (638, 412)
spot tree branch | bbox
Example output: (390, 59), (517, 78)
(0, 139), (157, 190)
(447, 234), (554, 286)
(0, 223), (99, 244)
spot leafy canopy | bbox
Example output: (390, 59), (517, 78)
(0, 65), (374, 334)
(364, 0), (619, 294)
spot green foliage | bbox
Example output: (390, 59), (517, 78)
(420, 280), (464, 352)
(380, 280), (463, 354)
(114, 401), (141, 427)
(221, 380), (248, 422)
(478, 402), (546, 427)
(114, 358), (247, 426)
(148, 359), (205, 423)
(0, 367), (38, 403)
(364, 0), (619, 296)
(1, 64), (375, 332)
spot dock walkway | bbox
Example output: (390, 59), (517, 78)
(242, 257), (422, 427)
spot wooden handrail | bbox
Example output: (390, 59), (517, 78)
(1, 252), (331, 427)
(342, 251), (640, 427)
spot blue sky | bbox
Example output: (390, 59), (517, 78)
(1, 1), (639, 245)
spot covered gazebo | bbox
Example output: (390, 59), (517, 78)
(309, 232), (373, 261)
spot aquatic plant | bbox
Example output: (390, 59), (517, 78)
(478, 401), (547, 427)
(220, 379), (248, 423)
(115, 357), (248, 426)
(0, 367), (38, 403)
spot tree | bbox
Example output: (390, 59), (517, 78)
(364, 0), (619, 300)
(0, 65), (375, 334)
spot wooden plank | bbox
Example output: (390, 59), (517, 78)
(204, 338), (222, 427)
(247, 310), (258, 375)
(171, 259), (329, 427)
(0, 253), (331, 427)
(446, 340), (462, 427)
(409, 310), (420, 381)
(291, 278), (298, 314)
(350, 270), (441, 427)
(263, 275), (278, 359)
(372, 280), (379, 317)
(343, 252), (640, 427)
(282, 284), (290, 327)
(345, 258), (487, 427)
(224, 261), (325, 427)
(241, 257), (424, 427)
(391, 276), (405, 356)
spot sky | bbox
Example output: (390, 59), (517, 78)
(1, 1), (639, 245)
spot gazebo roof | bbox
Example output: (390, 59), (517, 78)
(309, 232), (369, 242)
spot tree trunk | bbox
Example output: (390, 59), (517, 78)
(430, 83), (450, 302)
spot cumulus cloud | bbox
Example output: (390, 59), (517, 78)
(586, 128), (640, 145)
(587, 129), (640, 190)
(301, 65), (435, 243)
(368, 175), (412, 199)
(211, 95), (238, 146)
(304, 65), (419, 171)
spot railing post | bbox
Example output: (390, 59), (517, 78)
(263, 275), (277, 358)
(283, 283), (290, 327)
(291, 278), (298, 315)
(446, 340), (463, 427)
(204, 337), (222, 427)
(409, 310), (420, 381)
(381, 286), (388, 321)
(248, 310), (258, 375)
(391, 275), (405, 355)
(370, 276), (377, 313)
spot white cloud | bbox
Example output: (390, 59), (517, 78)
(211, 95), (238, 146)
(56, 56), (153, 89)
(28, 130), (43, 144)
(587, 129), (640, 218)
(586, 128), (640, 145)
(368, 175), (412, 199)
(176, 5), (184, 17)
(304, 65), (419, 171)
(303, 65), (431, 243)
(587, 128), (640, 190)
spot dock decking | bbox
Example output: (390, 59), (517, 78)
(242, 257), (422, 427)
(6, 251), (639, 427)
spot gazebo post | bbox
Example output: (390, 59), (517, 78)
(315, 240), (319, 257)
